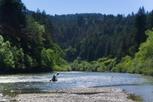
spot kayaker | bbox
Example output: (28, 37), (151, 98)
(50, 73), (59, 82)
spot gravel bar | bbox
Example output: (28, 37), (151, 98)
(13, 87), (134, 102)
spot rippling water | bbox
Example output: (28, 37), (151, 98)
(0, 72), (153, 102)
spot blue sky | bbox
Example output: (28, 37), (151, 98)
(22, 0), (153, 15)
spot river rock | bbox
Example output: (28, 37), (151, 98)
(15, 87), (134, 102)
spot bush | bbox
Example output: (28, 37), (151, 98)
(114, 29), (153, 76)
(70, 57), (117, 72)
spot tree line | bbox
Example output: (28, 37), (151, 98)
(0, 0), (69, 73)
(0, 0), (153, 75)
(49, 8), (153, 62)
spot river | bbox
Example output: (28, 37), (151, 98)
(0, 72), (153, 102)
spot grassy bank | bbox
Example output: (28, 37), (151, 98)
(127, 94), (143, 102)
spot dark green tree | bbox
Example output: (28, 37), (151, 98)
(148, 10), (153, 29)
(135, 7), (147, 48)
(0, 0), (26, 29)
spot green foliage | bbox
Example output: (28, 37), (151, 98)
(112, 56), (133, 73)
(41, 48), (70, 71)
(0, 32), (68, 73)
(133, 30), (153, 75)
(71, 59), (92, 71)
(41, 48), (55, 67)
(0, 0), (69, 73)
(114, 29), (153, 76)
(135, 7), (147, 47)
(127, 94), (143, 102)
(71, 57), (117, 72)
(0, 0), (26, 29)
(24, 54), (34, 68)
(0, 35), (15, 68)
(0, 35), (27, 69)
(97, 58), (117, 72)
(12, 47), (25, 68)
(1, 0), (153, 75)
(65, 46), (77, 62)
(26, 16), (45, 47)
(51, 9), (150, 61)
(70, 29), (153, 76)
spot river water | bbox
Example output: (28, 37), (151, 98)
(0, 72), (153, 102)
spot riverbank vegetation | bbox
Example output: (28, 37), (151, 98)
(70, 29), (153, 76)
(71, 57), (117, 72)
(127, 94), (143, 102)
(0, 0), (153, 75)
(113, 30), (153, 76)
(71, 30), (153, 76)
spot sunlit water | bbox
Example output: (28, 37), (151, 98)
(0, 72), (153, 102)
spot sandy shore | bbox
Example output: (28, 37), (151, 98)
(12, 87), (134, 102)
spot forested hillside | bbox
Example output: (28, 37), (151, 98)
(49, 8), (153, 61)
(0, 0), (153, 75)
(0, 0), (69, 73)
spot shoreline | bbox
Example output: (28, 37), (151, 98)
(8, 87), (135, 102)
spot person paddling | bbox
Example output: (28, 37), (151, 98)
(50, 73), (59, 82)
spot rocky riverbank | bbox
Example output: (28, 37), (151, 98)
(11, 87), (134, 102)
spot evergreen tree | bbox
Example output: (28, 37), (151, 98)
(135, 7), (147, 48)
(0, 0), (26, 29)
